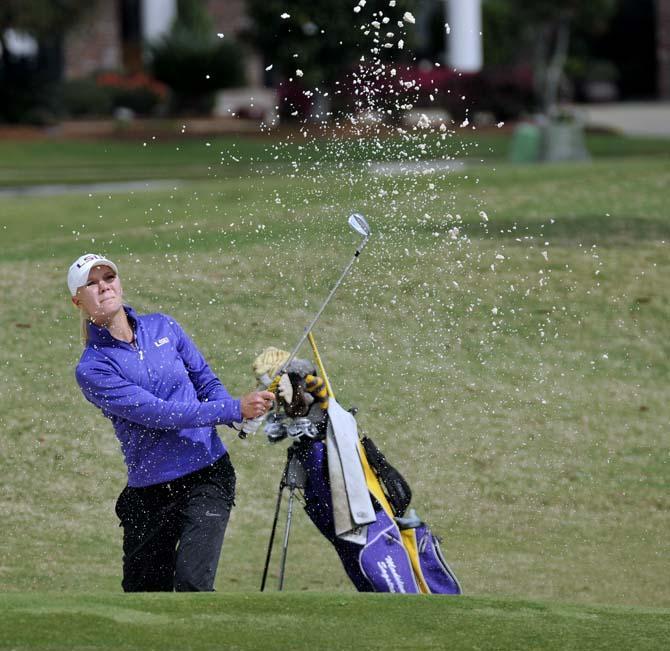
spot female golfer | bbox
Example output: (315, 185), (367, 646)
(68, 253), (274, 592)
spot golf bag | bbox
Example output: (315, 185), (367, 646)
(294, 430), (461, 594)
(253, 348), (461, 594)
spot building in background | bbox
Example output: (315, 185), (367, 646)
(62, 0), (259, 83)
(11, 0), (663, 99)
(0, 0), (668, 124)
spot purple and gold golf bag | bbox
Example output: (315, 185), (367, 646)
(254, 350), (461, 595)
(294, 433), (461, 595)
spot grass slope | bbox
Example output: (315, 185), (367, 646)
(1, 592), (669, 651)
(0, 134), (669, 617)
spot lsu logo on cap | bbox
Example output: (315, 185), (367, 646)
(76, 254), (104, 269)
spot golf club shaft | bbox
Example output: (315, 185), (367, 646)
(279, 238), (369, 373)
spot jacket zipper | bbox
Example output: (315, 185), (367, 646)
(130, 335), (144, 360)
(127, 323), (149, 385)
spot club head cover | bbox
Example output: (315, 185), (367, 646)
(305, 374), (329, 410)
(277, 373), (294, 405)
(278, 372), (311, 418)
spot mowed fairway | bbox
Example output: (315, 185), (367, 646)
(0, 133), (669, 647)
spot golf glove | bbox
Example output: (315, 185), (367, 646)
(231, 416), (264, 438)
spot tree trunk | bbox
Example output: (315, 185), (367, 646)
(0, 30), (13, 70)
(658, 0), (670, 99)
(543, 14), (571, 116)
(36, 34), (64, 83)
(531, 23), (552, 112)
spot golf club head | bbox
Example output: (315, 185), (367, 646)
(348, 213), (371, 238)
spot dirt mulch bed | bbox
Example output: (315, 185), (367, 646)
(0, 116), (267, 142)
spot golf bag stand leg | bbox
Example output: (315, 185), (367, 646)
(260, 444), (307, 591)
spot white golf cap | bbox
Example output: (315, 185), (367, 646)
(67, 253), (118, 296)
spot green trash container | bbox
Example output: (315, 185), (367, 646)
(508, 122), (541, 163)
(542, 120), (590, 162)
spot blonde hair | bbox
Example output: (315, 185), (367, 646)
(79, 309), (90, 346)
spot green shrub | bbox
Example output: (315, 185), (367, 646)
(151, 31), (245, 114)
(149, 0), (245, 115)
(57, 77), (114, 117)
(96, 72), (168, 115)
(0, 56), (59, 124)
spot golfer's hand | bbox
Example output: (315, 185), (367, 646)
(240, 390), (275, 419)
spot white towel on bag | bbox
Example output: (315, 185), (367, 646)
(326, 399), (376, 544)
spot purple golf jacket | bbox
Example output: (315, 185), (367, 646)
(75, 306), (241, 487)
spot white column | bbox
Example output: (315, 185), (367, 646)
(3, 29), (38, 56)
(142, 0), (177, 43)
(445, 0), (483, 72)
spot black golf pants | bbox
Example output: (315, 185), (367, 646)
(115, 454), (236, 592)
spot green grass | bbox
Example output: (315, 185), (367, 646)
(0, 130), (669, 647)
(0, 130), (668, 187)
(1, 592), (669, 651)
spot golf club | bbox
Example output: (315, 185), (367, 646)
(277, 212), (371, 375)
